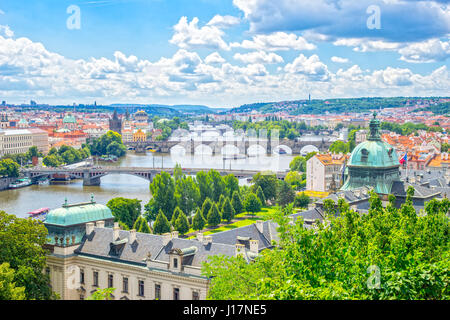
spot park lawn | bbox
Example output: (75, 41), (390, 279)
(186, 207), (279, 239)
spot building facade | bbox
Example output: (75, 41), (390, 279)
(306, 153), (346, 192)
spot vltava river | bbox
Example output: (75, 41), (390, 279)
(0, 152), (294, 218)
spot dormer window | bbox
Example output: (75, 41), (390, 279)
(173, 258), (178, 269)
(361, 148), (369, 162)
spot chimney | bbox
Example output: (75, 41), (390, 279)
(171, 231), (179, 239)
(113, 224), (120, 241)
(255, 220), (264, 233)
(96, 220), (105, 228)
(197, 232), (204, 243)
(129, 229), (136, 243)
(249, 239), (259, 253)
(162, 233), (172, 246)
(235, 243), (245, 257)
(86, 222), (95, 236)
(308, 203), (315, 210)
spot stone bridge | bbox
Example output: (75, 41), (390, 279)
(22, 166), (288, 186)
(125, 138), (332, 154)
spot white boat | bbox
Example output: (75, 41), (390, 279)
(9, 178), (32, 189)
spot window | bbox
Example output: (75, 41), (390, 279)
(80, 269), (85, 284)
(108, 274), (114, 288)
(173, 258), (178, 269)
(93, 271), (99, 287)
(123, 277), (128, 293)
(192, 291), (199, 300)
(173, 287), (180, 300)
(138, 280), (145, 297)
(155, 284), (161, 300)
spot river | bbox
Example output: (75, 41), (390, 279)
(0, 152), (294, 218)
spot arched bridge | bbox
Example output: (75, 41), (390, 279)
(22, 166), (288, 186)
(125, 138), (332, 154)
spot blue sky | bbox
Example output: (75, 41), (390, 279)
(0, 0), (449, 107)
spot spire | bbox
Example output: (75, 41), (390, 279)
(367, 111), (381, 141)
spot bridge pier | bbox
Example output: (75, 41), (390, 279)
(83, 172), (101, 186)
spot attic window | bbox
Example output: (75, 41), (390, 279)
(361, 148), (369, 162)
(388, 148), (393, 157)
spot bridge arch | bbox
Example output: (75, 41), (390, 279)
(300, 145), (319, 156)
(195, 144), (213, 156)
(247, 144), (266, 156)
(272, 145), (292, 155)
(221, 144), (240, 156)
(170, 144), (186, 155)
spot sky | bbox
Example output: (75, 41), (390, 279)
(0, 0), (449, 108)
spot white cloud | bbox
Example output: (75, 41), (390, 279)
(233, 0), (450, 43)
(233, 51), (283, 64)
(331, 56), (349, 64)
(169, 16), (230, 51)
(284, 54), (330, 81)
(399, 39), (450, 63)
(207, 15), (240, 28)
(0, 25), (14, 38)
(333, 38), (402, 52)
(231, 32), (316, 51)
(204, 52), (226, 65)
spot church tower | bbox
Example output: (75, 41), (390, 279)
(109, 109), (122, 134)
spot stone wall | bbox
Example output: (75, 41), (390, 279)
(0, 177), (14, 191)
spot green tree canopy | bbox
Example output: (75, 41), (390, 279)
(148, 171), (176, 220)
(0, 211), (55, 300)
(231, 191), (243, 214)
(294, 192), (310, 208)
(0, 263), (26, 300)
(192, 208), (206, 231)
(106, 198), (142, 230)
(202, 195), (450, 300)
(277, 180), (296, 207)
(244, 193), (262, 214)
(174, 211), (190, 235)
(153, 210), (171, 235)
(207, 203), (222, 227)
(256, 186), (266, 206)
(221, 197), (235, 223)
(251, 172), (278, 201)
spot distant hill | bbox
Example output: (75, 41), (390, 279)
(108, 103), (223, 115)
(228, 97), (450, 115)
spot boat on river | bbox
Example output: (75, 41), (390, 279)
(9, 177), (32, 189)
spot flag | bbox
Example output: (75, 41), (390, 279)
(399, 152), (407, 165)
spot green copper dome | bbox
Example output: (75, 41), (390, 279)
(63, 113), (76, 124)
(346, 112), (399, 168)
(45, 197), (113, 226)
(341, 112), (401, 194)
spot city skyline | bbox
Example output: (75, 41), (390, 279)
(0, 1), (448, 107)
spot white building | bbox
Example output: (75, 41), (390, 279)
(307, 153), (347, 192)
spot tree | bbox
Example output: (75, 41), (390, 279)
(171, 207), (184, 227)
(175, 176), (201, 215)
(0, 263), (26, 300)
(277, 180), (295, 207)
(329, 140), (349, 154)
(231, 191), (243, 214)
(252, 172), (278, 201)
(0, 159), (20, 177)
(207, 203), (221, 227)
(294, 192), (310, 208)
(0, 211), (55, 300)
(244, 193), (262, 214)
(218, 194), (226, 212)
(224, 174), (239, 198)
(285, 171), (305, 190)
(221, 197), (235, 223)
(192, 208), (206, 231)
(289, 156), (306, 172)
(132, 216), (144, 231)
(173, 163), (184, 182)
(153, 210), (171, 235)
(196, 171), (213, 203)
(87, 288), (115, 300)
(106, 198), (142, 230)
(174, 211), (190, 235)
(148, 171), (176, 220)
(43, 154), (62, 168)
(256, 186), (266, 206)
(106, 141), (126, 157)
(138, 217), (151, 234)
(208, 170), (226, 202)
(202, 196), (450, 300)
(201, 198), (213, 221)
